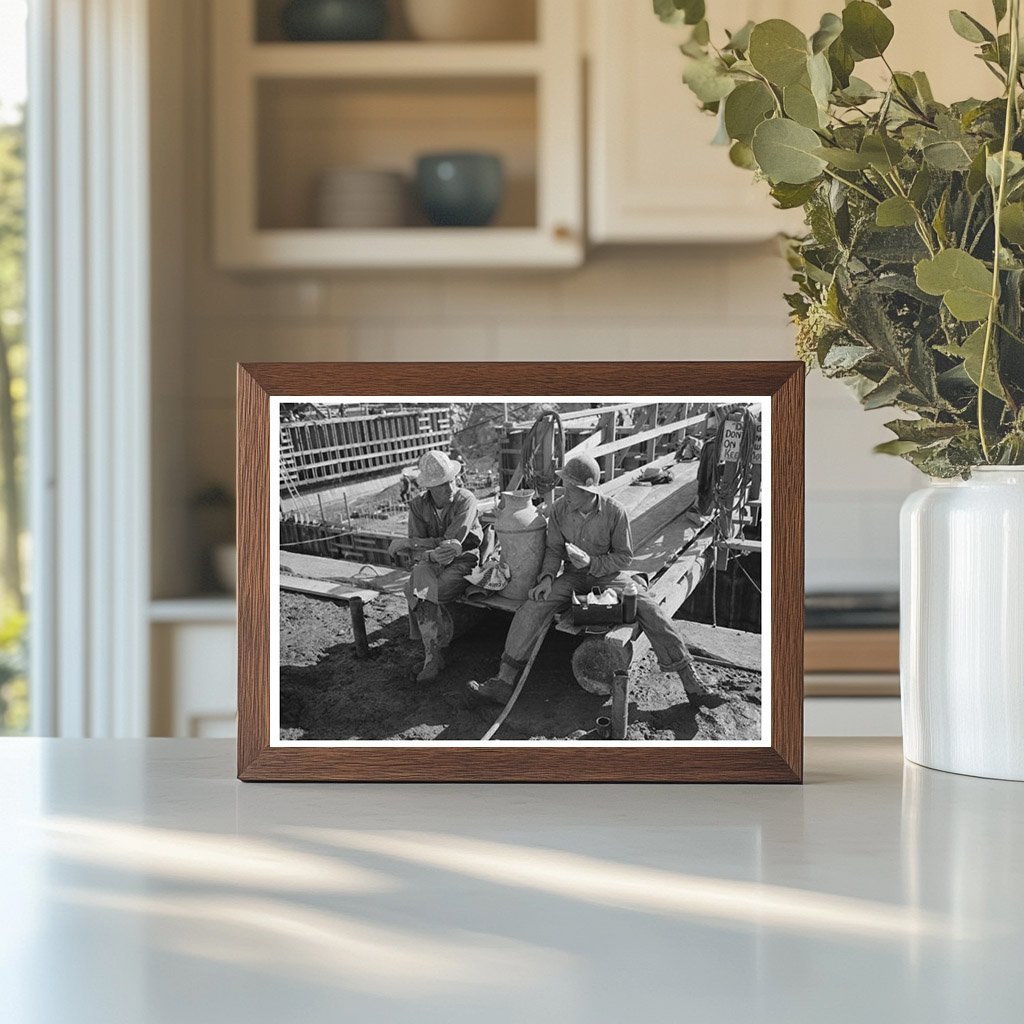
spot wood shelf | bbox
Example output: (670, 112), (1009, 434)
(217, 227), (580, 270)
(212, 0), (583, 269)
(249, 42), (544, 78)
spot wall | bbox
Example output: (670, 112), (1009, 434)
(157, 0), (920, 598)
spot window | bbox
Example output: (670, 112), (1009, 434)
(0, 0), (28, 734)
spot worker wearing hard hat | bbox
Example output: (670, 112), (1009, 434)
(389, 450), (483, 683)
(466, 452), (710, 708)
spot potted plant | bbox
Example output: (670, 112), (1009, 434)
(659, 0), (1024, 779)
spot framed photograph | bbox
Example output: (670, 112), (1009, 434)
(237, 362), (803, 782)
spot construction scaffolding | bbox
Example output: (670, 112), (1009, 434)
(279, 404), (453, 494)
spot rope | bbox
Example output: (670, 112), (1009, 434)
(704, 407), (758, 627)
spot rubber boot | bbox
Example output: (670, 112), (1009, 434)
(414, 603), (446, 684)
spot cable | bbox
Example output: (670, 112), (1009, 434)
(518, 408), (565, 496)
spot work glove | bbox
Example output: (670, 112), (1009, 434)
(529, 575), (554, 601)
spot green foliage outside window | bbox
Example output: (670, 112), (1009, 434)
(0, 110), (27, 733)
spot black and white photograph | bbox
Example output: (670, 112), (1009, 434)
(271, 396), (769, 745)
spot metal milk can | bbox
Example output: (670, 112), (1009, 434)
(494, 490), (547, 600)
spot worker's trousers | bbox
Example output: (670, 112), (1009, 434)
(501, 569), (693, 673)
(405, 553), (477, 641)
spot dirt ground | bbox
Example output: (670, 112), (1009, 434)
(279, 590), (761, 742)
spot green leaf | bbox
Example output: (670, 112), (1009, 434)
(653, 0), (705, 26)
(814, 146), (872, 170)
(751, 118), (828, 184)
(986, 150), (1024, 191)
(827, 35), (856, 88)
(691, 19), (710, 45)
(682, 57), (736, 104)
(837, 76), (879, 104)
(862, 374), (903, 409)
(874, 439), (922, 455)
(909, 164), (933, 205)
(748, 20), (809, 86)
(729, 140), (757, 169)
(940, 325), (1005, 398)
(913, 71), (935, 104)
(923, 140), (972, 171)
(948, 10), (994, 44)
(932, 190), (950, 246)
(784, 80), (824, 129)
(810, 12), (843, 54)
(842, 1), (895, 59)
(915, 249), (994, 322)
(808, 51), (833, 108)
(876, 197), (918, 228)
(860, 133), (904, 173)
(1000, 203), (1024, 244)
(724, 20), (755, 53)
(967, 144), (991, 194)
(884, 418), (962, 443)
(770, 180), (820, 209)
(723, 81), (775, 144)
(993, 0), (1008, 24)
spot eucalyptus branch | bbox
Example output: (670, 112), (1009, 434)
(978, 0), (1021, 461)
(822, 167), (881, 205)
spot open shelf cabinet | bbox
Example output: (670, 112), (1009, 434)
(212, 0), (583, 268)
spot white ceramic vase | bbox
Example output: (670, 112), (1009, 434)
(900, 467), (1024, 780)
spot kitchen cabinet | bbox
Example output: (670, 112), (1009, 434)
(211, 0), (583, 269)
(587, 0), (811, 243)
(586, 0), (999, 244)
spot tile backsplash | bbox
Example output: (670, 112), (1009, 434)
(182, 245), (917, 593)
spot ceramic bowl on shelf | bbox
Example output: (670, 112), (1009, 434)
(403, 0), (535, 42)
(280, 0), (388, 42)
(315, 167), (408, 228)
(414, 152), (504, 227)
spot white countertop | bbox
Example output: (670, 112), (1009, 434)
(1, 738), (1020, 1023)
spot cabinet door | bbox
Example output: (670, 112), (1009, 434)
(587, 0), (808, 243)
(588, 0), (996, 244)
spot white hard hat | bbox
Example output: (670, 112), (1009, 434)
(417, 450), (462, 488)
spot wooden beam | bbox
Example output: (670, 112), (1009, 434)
(587, 414), (705, 461)
(279, 577), (380, 604)
(564, 428), (604, 460)
(600, 411), (616, 484)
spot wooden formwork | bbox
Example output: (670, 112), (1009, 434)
(280, 404), (453, 492)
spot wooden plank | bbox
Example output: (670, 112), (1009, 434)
(586, 414), (704, 461)
(279, 576), (380, 604)
(722, 538), (762, 554)
(280, 551), (372, 579)
(564, 428), (604, 459)
(629, 510), (703, 577)
(629, 473), (700, 551)
(599, 451), (678, 498)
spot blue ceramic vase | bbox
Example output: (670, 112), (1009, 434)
(281, 0), (388, 42)
(415, 152), (505, 227)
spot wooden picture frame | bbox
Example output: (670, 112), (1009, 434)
(238, 362), (804, 782)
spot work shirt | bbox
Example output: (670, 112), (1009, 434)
(539, 494), (633, 580)
(408, 487), (483, 551)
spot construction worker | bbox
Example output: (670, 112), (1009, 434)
(389, 450), (483, 683)
(466, 453), (710, 708)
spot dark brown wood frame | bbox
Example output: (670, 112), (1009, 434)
(237, 362), (804, 782)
